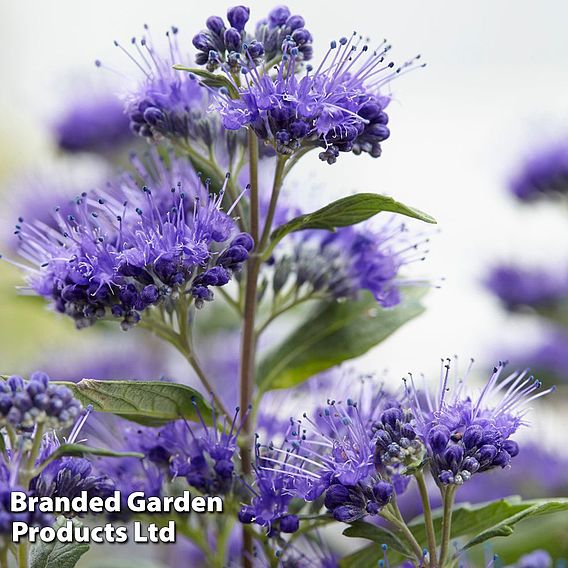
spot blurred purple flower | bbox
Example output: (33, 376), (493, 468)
(511, 139), (568, 201)
(54, 94), (132, 155)
(111, 26), (204, 142)
(486, 265), (568, 311)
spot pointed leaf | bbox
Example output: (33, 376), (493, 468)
(267, 193), (436, 256)
(343, 521), (414, 557)
(61, 380), (212, 426)
(459, 499), (568, 552)
(257, 288), (427, 391)
(30, 517), (89, 568)
(38, 444), (143, 472)
(173, 65), (240, 98)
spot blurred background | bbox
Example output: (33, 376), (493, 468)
(1, 0), (567, 564)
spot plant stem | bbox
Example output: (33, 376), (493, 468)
(255, 293), (316, 337)
(247, 129), (260, 245)
(416, 471), (438, 567)
(17, 541), (28, 568)
(239, 129), (262, 568)
(139, 309), (231, 421)
(439, 486), (456, 567)
(0, 546), (8, 568)
(217, 287), (242, 316)
(259, 156), (287, 250)
(381, 509), (424, 564)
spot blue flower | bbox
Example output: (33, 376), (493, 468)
(159, 402), (247, 495)
(238, 437), (300, 535)
(270, 219), (427, 307)
(248, 386), (403, 525)
(486, 264), (568, 311)
(7, 156), (252, 329)
(109, 26), (204, 142)
(31, 444), (115, 515)
(0, 372), (82, 430)
(406, 360), (554, 486)
(209, 33), (421, 162)
(192, 5), (312, 73)
(54, 93), (132, 155)
(510, 139), (568, 201)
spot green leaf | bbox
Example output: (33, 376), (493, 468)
(407, 497), (530, 546)
(405, 497), (568, 552)
(256, 288), (427, 391)
(30, 518), (89, 568)
(343, 521), (413, 558)
(340, 544), (383, 568)
(61, 380), (212, 426)
(173, 65), (240, 98)
(340, 498), (568, 567)
(267, 193), (436, 256)
(459, 499), (568, 552)
(38, 443), (143, 472)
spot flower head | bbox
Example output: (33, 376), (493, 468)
(31, 433), (115, 514)
(54, 93), (132, 155)
(510, 139), (568, 201)
(109, 26), (204, 142)
(210, 32), (421, 162)
(245, 381), (403, 526)
(406, 359), (554, 486)
(0, 372), (82, 431)
(270, 219), (427, 307)
(192, 5), (312, 73)
(486, 264), (568, 311)
(7, 156), (251, 329)
(238, 436), (300, 535)
(159, 402), (247, 495)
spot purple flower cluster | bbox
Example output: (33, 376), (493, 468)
(407, 360), (553, 486)
(159, 403), (246, 495)
(0, 372), (82, 430)
(31, 432), (114, 513)
(510, 139), (568, 201)
(240, 392), (401, 529)
(510, 328), (568, 383)
(0, 377), (114, 535)
(238, 358), (551, 532)
(238, 438), (301, 535)
(0, 483), (51, 535)
(486, 264), (568, 311)
(112, 26), (204, 142)
(271, 221), (426, 307)
(54, 94), (132, 155)
(192, 5), (312, 73)
(373, 406), (425, 477)
(206, 16), (421, 163)
(9, 157), (252, 329)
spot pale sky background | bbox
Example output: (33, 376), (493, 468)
(1, 0), (568, 383)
